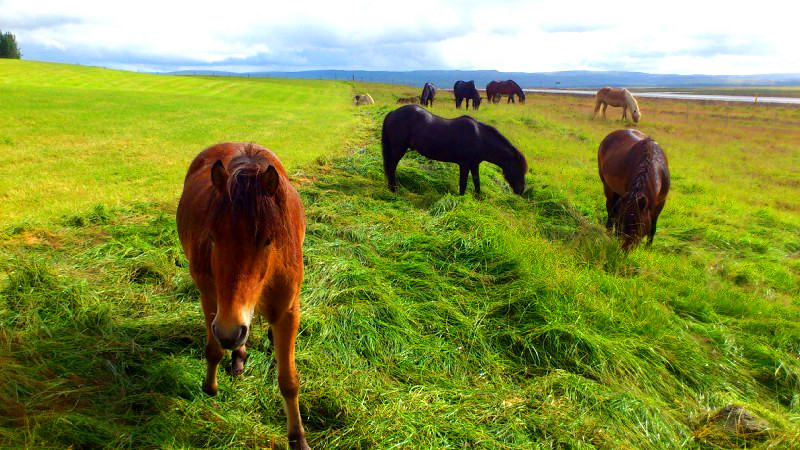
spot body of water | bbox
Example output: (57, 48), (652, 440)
(524, 89), (800, 105)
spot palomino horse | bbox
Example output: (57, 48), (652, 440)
(486, 80), (526, 104)
(598, 130), (670, 250)
(354, 93), (374, 105)
(453, 80), (481, 110)
(594, 87), (641, 123)
(382, 105), (527, 195)
(420, 82), (436, 107)
(177, 143), (309, 449)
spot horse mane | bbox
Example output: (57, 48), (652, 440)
(211, 144), (289, 246)
(480, 123), (527, 168)
(623, 138), (654, 204)
(623, 89), (639, 112)
(510, 80), (525, 98)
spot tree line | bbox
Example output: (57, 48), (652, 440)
(0, 31), (22, 59)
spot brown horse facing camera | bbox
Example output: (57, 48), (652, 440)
(176, 143), (309, 450)
(598, 130), (670, 250)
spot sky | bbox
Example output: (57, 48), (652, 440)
(1, 0), (798, 75)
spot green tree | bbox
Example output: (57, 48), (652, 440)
(0, 30), (22, 59)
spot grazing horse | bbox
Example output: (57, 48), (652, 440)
(396, 96), (420, 104)
(486, 80), (526, 104)
(598, 130), (670, 250)
(354, 93), (374, 105)
(420, 82), (437, 107)
(381, 105), (527, 195)
(177, 143), (309, 450)
(453, 80), (481, 110)
(594, 87), (641, 123)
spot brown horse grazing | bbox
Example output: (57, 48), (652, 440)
(382, 105), (527, 195)
(396, 96), (420, 104)
(486, 80), (526, 104)
(598, 130), (670, 250)
(594, 87), (641, 123)
(177, 143), (309, 450)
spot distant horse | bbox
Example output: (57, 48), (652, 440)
(594, 87), (641, 123)
(598, 130), (670, 250)
(354, 93), (374, 105)
(396, 96), (420, 104)
(486, 80), (526, 104)
(453, 80), (481, 110)
(177, 143), (309, 450)
(381, 105), (527, 195)
(420, 82), (437, 107)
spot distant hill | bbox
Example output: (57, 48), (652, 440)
(165, 69), (800, 89)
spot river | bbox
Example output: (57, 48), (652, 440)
(523, 89), (800, 105)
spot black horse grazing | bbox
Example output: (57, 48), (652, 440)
(381, 105), (527, 195)
(420, 82), (437, 107)
(453, 80), (481, 110)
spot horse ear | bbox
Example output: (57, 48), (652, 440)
(211, 160), (228, 192)
(261, 165), (280, 196)
(637, 196), (648, 211)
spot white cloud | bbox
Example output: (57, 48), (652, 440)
(1, 0), (798, 74)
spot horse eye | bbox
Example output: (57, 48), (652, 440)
(263, 238), (272, 248)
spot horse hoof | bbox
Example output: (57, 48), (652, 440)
(231, 352), (248, 377)
(289, 432), (310, 450)
(202, 383), (218, 396)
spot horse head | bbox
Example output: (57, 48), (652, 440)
(207, 156), (283, 350)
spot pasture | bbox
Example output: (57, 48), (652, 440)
(1, 60), (799, 448)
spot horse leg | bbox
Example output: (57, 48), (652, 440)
(272, 300), (309, 450)
(593, 100), (601, 118)
(231, 345), (248, 376)
(455, 96), (461, 108)
(470, 162), (481, 194)
(201, 296), (224, 396)
(603, 184), (619, 231)
(602, 103), (608, 119)
(383, 145), (405, 193)
(459, 164), (469, 195)
(622, 107), (627, 121)
(647, 203), (666, 247)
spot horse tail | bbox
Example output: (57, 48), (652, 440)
(595, 87), (609, 102)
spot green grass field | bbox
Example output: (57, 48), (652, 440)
(1, 60), (799, 448)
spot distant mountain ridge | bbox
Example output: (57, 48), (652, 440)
(165, 69), (800, 88)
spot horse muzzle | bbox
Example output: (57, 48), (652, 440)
(212, 321), (250, 350)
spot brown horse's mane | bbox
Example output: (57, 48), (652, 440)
(211, 144), (289, 246)
(510, 80), (525, 99)
(623, 137), (655, 205)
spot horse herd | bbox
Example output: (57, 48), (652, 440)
(178, 82), (666, 449)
